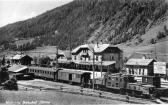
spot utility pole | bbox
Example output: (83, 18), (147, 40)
(100, 55), (103, 77)
(154, 40), (157, 60)
(56, 46), (59, 69)
(55, 30), (59, 69)
(69, 33), (72, 62)
(92, 49), (95, 90)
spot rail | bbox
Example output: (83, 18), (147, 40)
(18, 83), (157, 104)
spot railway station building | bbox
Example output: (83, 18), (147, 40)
(71, 44), (123, 72)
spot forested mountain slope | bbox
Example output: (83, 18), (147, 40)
(0, 0), (168, 50)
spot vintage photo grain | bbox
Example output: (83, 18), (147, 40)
(0, 0), (168, 104)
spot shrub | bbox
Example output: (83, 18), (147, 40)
(157, 31), (166, 39)
(150, 38), (156, 44)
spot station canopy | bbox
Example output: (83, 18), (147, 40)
(74, 61), (116, 66)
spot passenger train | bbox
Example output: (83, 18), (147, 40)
(27, 66), (165, 99)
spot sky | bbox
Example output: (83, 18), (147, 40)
(0, 0), (73, 27)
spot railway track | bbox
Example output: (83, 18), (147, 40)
(18, 82), (158, 104)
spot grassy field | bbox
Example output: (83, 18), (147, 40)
(0, 90), (127, 105)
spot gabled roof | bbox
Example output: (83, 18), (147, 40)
(129, 52), (168, 63)
(12, 54), (26, 60)
(12, 54), (32, 60)
(72, 44), (90, 54)
(8, 65), (28, 73)
(72, 44), (122, 54)
(59, 50), (71, 59)
(126, 58), (155, 66)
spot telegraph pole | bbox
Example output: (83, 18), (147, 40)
(55, 30), (59, 69)
(69, 33), (72, 62)
(56, 46), (59, 69)
(92, 49), (95, 90)
(100, 55), (103, 77)
(154, 40), (157, 60)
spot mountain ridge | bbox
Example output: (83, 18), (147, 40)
(0, 0), (168, 51)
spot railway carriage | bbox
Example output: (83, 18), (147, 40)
(27, 66), (167, 99)
(57, 69), (91, 86)
(28, 66), (58, 80)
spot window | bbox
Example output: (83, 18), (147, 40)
(116, 78), (118, 81)
(110, 56), (114, 60)
(74, 56), (76, 60)
(96, 56), (98, 61)
(116, 83), (119, 87)
(132, 69), (134, 74)
(76, 74), (81, 78)
(107, 82), (111, 86)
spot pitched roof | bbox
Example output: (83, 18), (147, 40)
(12, 54), (26, 60)
(126, 58), (155, 66)
(8, 65), (28, 73)
(129, 52), (168, 63)
(72, 44), (121, 54)
(60, 50), (71, 59)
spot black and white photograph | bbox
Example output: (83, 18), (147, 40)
(0, 0), (168, 104)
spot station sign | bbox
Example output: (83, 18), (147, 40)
(154, 62), (166, 74)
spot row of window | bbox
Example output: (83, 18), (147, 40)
(59, 72), (81, 78)
(73, 55), (115, 61)
(126, 68), (148, 75)
(107, 82), (119, 87)
(29, 69), (54, 75)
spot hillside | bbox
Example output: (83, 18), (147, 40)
(0, 0), (168, 51)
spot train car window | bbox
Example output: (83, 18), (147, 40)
(76, 74), (81, 78)
(72, 74), (76, 78)
(107, 82), (111, 86)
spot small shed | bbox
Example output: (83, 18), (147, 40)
(8, 65), (28, 80)
(8, 65), (28, 74)
(125, 58), (156, 76)
(12, 54), (33, 65)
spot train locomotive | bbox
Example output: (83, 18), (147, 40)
(102, 73), (161, 98)
(28, 66), (163, 99)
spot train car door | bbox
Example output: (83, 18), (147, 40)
(69, 74), (72, 80)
